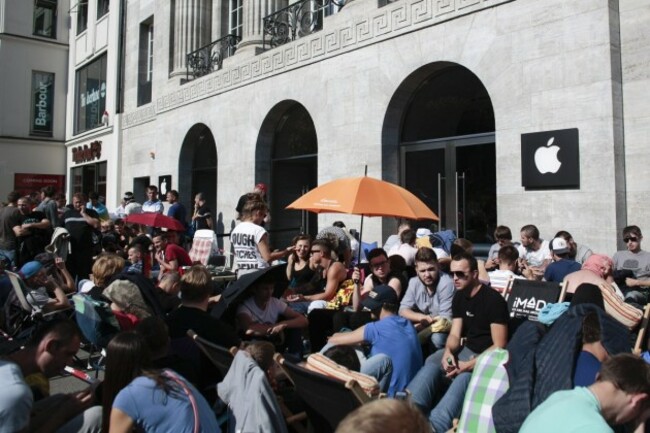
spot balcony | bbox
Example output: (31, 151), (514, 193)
(185, 34), (240, 81)
(263, 0), (347, 49)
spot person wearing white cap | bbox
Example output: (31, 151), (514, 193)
(543, 237), (582, 283)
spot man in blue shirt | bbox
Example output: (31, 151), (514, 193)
(544, 236), (582, 283)
(328, 284), (423, 396)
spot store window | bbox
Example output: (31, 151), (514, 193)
(30, 71), (55, 137)
(33, 0), (57, 38)
(229, 0), (242, 38)
(138, 18), (154, 106)
(71, 162), (107, 197)
(74, 54), (107, 135)
(76, 1), (88, 34)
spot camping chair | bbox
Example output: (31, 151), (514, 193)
(72, 293), (121, 376)
(189, 229), (220, 265)
(2, 271), (64, 339)
(274, 353), (371, 433)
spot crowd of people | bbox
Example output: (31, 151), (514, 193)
(1, 181), (650, 433)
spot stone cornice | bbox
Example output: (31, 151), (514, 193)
(123, 0), (514, 130)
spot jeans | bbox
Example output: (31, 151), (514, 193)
(320, 343), (393, 394)
(407, 347), (476, 433)
(430, 332), (449, 352)
(288, 300), (327, 315)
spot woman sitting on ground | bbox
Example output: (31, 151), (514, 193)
(102, 331), (220, 433)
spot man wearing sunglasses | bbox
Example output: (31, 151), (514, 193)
(407, 251), (508, 433)
(613, 225), (650, 291)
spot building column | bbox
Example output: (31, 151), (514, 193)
(236, 0), (287, 57)
(170, 0), (212, 78)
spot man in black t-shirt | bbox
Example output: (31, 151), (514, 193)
(14, 197), (51, 267)
(407, 251), (509, 433)
(60, 192), (100, 280)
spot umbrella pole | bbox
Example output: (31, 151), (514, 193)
(357, 215), (364, 265)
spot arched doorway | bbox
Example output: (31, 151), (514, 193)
(384, 62), (496, 245)
(179, 124), (217, 230)
(256, 101), (318, 248)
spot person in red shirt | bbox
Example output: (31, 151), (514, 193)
(152, 232), (192, 278)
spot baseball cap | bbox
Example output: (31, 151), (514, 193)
(361, 284), (398, 312)
(255, 183), (267, 193)
(550, 237), (570, 255)
(416, 228), (432, 238)
(20, 261), (43, 279)
(123, 192), (134, 200)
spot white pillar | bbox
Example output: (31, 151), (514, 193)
(171, 0), (213, 78)
(236, 0), (287, 57)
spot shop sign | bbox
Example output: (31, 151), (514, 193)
(521, 128), (580, 190)
(31, 71), (54, 136)
(14, 173), (65, 195)
(72, 140), (102, 164)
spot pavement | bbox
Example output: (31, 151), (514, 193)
(50, 346), (105, 395)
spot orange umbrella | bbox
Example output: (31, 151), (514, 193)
(286, 176), (438, 221)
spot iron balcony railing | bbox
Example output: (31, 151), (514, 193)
(185, 34), (241, 81)
(263, 0), (347, 49)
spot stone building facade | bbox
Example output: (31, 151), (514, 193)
(0, 0), (70, 199)
(111, 0), (648, 254)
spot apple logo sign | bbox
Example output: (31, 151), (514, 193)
(534, 137), (561, 174)
(521, 128), (580, 189)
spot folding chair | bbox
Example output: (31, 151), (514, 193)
(188, 329), (308, 433)
(189, 229), (220, 265)
(72, 293), (121, 376)
(187, 329), (238, 378)
(274, 353), (371, 433)
(2, 271), (63, 338)
(634, 303), (650, 355)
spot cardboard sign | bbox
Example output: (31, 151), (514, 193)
(506, 280), (562, 321)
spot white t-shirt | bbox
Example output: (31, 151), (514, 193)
(488, 269), (524, 292)
(518, 240), (551, 268)
(237, 297), (287, 325)
(231, 221), (268, 275)
(388, 243), (418, 266)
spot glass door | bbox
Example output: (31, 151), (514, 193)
(401, 133), (496, 243)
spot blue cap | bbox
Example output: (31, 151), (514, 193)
(361, 284), (398, 312)
(20, 261), (43, 279)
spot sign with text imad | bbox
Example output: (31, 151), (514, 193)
(506, 280), (562, 321)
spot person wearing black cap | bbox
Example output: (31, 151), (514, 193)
(327, 284), (423, 397)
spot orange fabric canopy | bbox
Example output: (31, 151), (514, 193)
(286, 176), (438, 221)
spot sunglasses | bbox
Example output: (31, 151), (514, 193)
(310, 249), (322, 254)
(450, 271), (471, 280)
(624, 237), (639, 243)
(370, 260), (388, 270)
